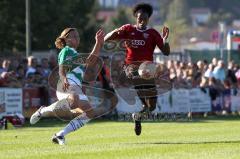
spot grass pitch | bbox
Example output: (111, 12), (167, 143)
(1, 117), (240, 159)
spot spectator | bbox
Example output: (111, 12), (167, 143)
(186, 62), (194, 85)
(226, 60), (237, 87)
(9, 59), (19, 72)
(0, 59), (11, 74)
(21, 58), (28, 74)
(204, 63), (214, 78)
(235, 67), (240, 88)
(213, 60), (225, 83)
(48, 53), (58, 70)
(193, 62), (201, 87)
(197, 60), (205, 73)
(16, 65), (26, 86)
(199, 76), (208, 88)
(222, 80), (231, 113)
(203, 59), (208, 71)
(174, 60), (182, 79)
(212, 57), (218, 68)
(41, 58), (51, 78)
(167, 60), (176, 80)
(26, 56), (37, 78)
(0, 71), (21, 87)
(208, 77), (223, 113)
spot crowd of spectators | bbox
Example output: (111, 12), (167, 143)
(0, 54), (240, 114)
(164, 58), (240, 113)
(166, 57), (240, 90)
(0, 55), (57, 88)
(1, 55), (240, 92)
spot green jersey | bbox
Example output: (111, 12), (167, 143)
(58, 46), (85, 82)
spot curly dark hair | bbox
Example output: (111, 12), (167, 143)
(133, 3), (153, 18)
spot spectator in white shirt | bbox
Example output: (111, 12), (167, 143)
(204, 63), (214, 78)
(213, 60), (226, 83)
(26, 56), (37, 77)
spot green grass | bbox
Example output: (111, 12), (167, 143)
(1, 117), (240, 159)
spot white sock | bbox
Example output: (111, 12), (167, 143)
(40, 98), (69, 117)
(56, 113), (90, 137)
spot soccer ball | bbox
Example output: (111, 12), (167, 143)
(138, 61), (157, 79)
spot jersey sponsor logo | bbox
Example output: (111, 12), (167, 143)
(131, 40), (145, 47)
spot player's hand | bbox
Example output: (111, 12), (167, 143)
(95, 29), (105, 46)
(62, 77), (70, 91)
(162, 26), (169, 40)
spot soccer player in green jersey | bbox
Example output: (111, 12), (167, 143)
(30, 28), (117, 145)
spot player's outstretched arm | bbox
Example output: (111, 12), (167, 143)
(104, 29), (121, 41)
(161, 26), (170, 56)
(86, 29), (105, 65)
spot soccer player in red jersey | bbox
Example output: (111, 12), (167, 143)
(105, 3), (170, 136)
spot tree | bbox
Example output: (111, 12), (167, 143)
(0, 0), (100, 54)
(159, 0), (173, 22)
(0, 0), (25, 52)
(165, 0), (190, 51)
(31, 0), (100, 53)
(104, 7), (134, 32)
(167, 0), (190, 24)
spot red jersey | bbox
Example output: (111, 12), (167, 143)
(116, 24), (164, 64)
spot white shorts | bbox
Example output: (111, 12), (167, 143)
(56, 73), (89, 101)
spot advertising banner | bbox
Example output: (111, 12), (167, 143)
(0, 88), (22, 118)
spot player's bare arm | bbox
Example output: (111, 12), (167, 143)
(104, 28), (121, 41)
(161, 26), (170, 56)
(59, 65), (69, 91)
(86, 29), (105, 65)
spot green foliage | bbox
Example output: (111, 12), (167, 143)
(31, 0), (100, 53)
(167, 0), (190, 24)
(186, 0), (205, 8)
(104, 7), (134, 32)
(164, 19), (188, 50)
(0, 0), (25, 52)
(0, 0), (100, 53)
(164, 0), (189, 50)
(159, 0), (173, 22)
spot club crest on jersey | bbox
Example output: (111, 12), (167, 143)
(66, 56), (72, 61)
(131, 32), (135, 35)
(143, 33), (149, 39)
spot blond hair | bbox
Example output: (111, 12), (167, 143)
(55, 28), (77, 49)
